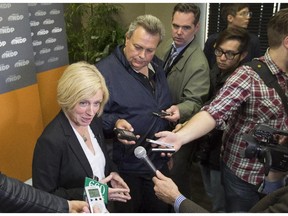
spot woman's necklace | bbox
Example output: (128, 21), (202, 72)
(77, 126), (88, 142)
(82, 134), (88, 142)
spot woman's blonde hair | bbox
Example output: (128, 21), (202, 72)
(57, 61), (109, 116)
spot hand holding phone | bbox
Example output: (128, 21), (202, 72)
(146, 138), (174, 148)
(114, 128), (137, 141)
(152, 111), (171, 117)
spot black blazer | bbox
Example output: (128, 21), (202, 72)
(32, 110), (116, 200)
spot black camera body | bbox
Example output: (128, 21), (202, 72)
(242, 124), (288, 175)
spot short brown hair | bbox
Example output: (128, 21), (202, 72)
(267, 8), (288, 48)
(172, 3), (201, 25)
(221, 3), (250, 23)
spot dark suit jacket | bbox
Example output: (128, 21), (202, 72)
(179, 186), (288, 213)
(249, 186), (288, 213)
(179, 199), (209, 213)
(32, 110), (116, 200)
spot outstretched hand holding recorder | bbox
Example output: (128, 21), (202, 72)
(146, 139), (176, 154)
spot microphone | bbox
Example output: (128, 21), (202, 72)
(134, 146), (157, 173)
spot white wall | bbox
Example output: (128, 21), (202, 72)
(196, 3), (207, 49)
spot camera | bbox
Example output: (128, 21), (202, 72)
(242, 124), (288, 175)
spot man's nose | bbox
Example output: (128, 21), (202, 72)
(139, 49), (146, 58)
(176, 27), (183, 35)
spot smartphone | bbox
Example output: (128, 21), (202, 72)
(152, 111), (171, 117)
(146, 138), (174, 148)
(85, 186), (107, 213)
(114, 128), (137, 141)
(151, 148), (175, 153)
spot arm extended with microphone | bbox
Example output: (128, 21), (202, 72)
(134, 146), (157, 173)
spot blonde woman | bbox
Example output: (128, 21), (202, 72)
(32, 62), (130, 208)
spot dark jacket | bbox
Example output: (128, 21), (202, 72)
(196, 64), (236, 169)
(158, 38), (210, 123)
(32, 111), (116, 200)
(96, 45), (172, 174)
(249, 185), (288, 213)
(0, 173), (68, 213)
(179, 185), (288, 213)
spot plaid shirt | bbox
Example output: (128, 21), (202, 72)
(202, 49), (288, 185)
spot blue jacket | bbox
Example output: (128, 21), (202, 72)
(96, 45), (172, 174)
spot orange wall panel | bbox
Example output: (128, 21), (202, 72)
(0, 84), (43, 181)
(37, 65), (67, 127)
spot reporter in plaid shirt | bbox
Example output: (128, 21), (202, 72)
(154, 8), (288, 212)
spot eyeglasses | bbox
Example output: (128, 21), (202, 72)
(238, 11), (253, 18)
(214, 48), (240, 60)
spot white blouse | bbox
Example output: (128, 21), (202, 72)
(71, 125), (106, 181)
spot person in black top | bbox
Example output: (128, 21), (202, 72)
(0, 173), (89, 213)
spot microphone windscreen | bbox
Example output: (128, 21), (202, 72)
(134, 146), (146, 159)
(134, 146), (157, 173)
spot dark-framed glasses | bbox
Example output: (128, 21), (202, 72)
(214, 48), (241, 60)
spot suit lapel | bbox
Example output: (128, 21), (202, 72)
(59, 111), (93, 177)
(169, 41), (197, 73)
(164, 40), (195, 74)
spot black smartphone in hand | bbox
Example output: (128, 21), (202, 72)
(113, 128), (137, 141)
(152, 111), (171, 117)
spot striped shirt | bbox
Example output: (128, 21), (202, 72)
(174, 194), (186, 213)
(202, 49), (288, 185)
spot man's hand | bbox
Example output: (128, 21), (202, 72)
(152, 170), (181, 205)
(67, 200), (89, 213)
(154, 131), (182, 152)
(115, 119), (140, 145)
(274, 134), (288, 145)
(164, 105), (180, 122)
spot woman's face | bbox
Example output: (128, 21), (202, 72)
(67, 90), (103, 127)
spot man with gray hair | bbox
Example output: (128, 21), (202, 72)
(96, 14), (172, 213)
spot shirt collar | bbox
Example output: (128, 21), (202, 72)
(172, 35), (195, 53)
(264, 48), (283, 76)
(132, 63), (155, 74)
